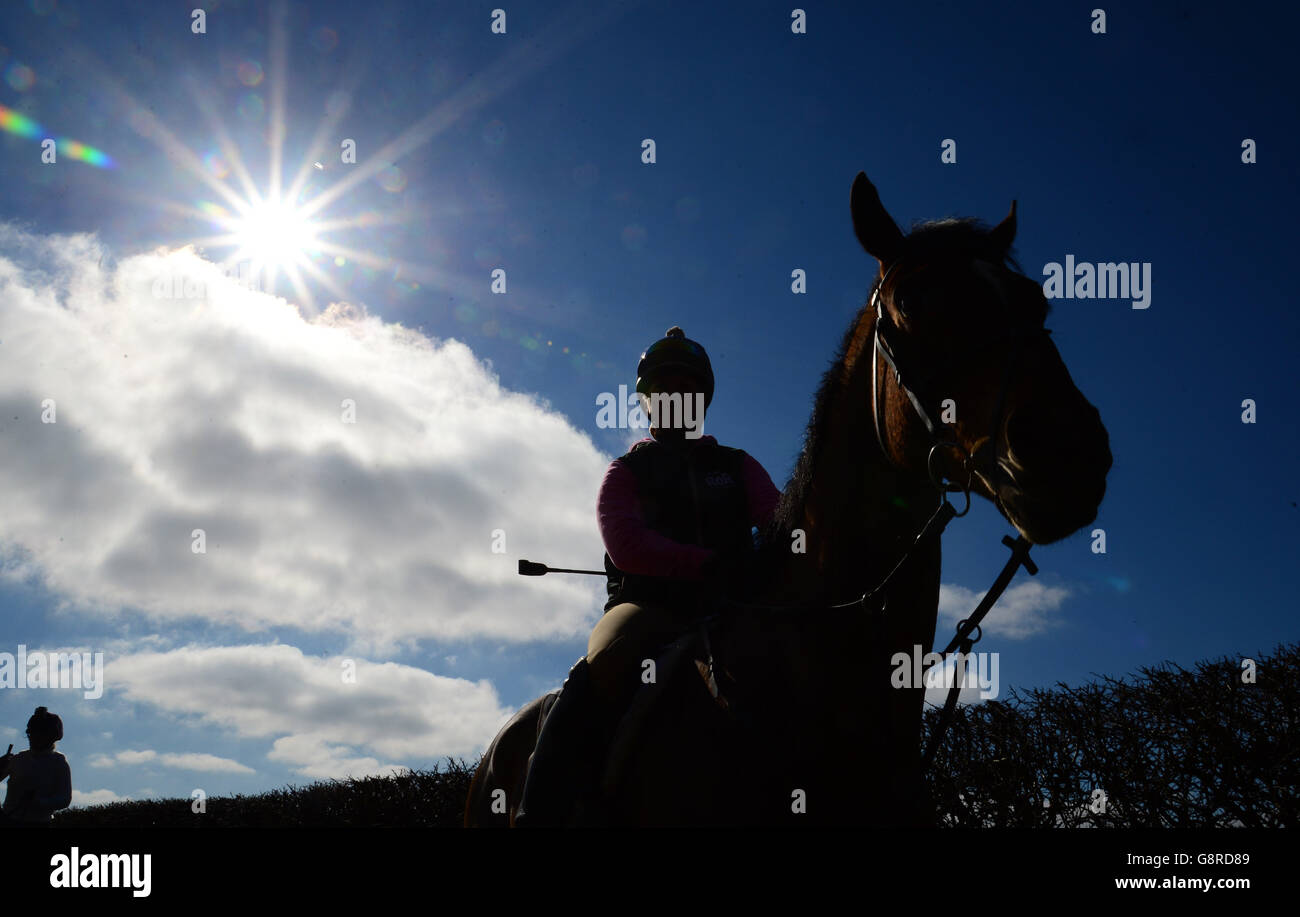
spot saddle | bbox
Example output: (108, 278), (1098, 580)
(599, 624), (714, 799)
(509, 595), (808, 826)
(597, 616), (746, 809)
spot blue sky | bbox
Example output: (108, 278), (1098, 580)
(0, 0), (1296, 808)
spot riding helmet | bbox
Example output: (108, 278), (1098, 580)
(635, 326), (714, 410)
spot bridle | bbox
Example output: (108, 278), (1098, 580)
(870, 255), (1055, 503)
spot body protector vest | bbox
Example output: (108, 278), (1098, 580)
(603, 439), (753, 611)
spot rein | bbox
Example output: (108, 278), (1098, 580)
(709, 485), (1036, 774)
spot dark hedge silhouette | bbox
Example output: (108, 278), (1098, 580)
(921, 641), (1298, 827)
(52, 759), (478, 828)
(50, 642), (1296, 827)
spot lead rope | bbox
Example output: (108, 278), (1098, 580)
(918, 533), (1037, 770)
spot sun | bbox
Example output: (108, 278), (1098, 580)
(226, 196), (321, 284)
(236, 199), (318, 265)
(190, 191), (332, 305)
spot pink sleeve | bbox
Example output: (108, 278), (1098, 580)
(598, 459), (714, 579)
(742, 453), (781, 527)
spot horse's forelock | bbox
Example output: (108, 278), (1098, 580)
(901, 217), (1020, 271)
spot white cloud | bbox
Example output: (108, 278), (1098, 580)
(920, 655), (1001, 709)
(159, 752), (255, 773)
(88, 748), (254, 773)
(70, 788), (127, 808)
(923, 679), (992, 709)
(0, 227), (610, 652)
(115, 749), (158, 766)
(938, 579), (1071, 641)
(921, 578), (1072, 709)
(266, 734), (409, 781)
(109, 643), (513, 779)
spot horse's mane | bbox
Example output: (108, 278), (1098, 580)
(756, 216), (1028, 557)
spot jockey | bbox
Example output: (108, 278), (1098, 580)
(517, 326), (780, 826)
(0, 707), (73, 826)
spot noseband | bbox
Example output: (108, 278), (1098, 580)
(869, 257), (1054, 502)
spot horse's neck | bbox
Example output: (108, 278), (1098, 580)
(738, 316), (942, 789)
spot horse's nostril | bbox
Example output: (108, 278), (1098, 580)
(1003, 408), (1043, 465)
(1003, 410), (1027, 449)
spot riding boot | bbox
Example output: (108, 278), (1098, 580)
(516, 656), (611, 827)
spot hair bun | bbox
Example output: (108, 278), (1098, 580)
(665, 326), (684, 339)
(34, 706), (47, 715)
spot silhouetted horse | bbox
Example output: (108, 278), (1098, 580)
(464, 171), (1111, 827)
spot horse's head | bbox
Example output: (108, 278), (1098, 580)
(850, 172), (1111, 545)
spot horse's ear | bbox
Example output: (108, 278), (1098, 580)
(990, 199), (1017, 254)
(850, 172), (903, 264)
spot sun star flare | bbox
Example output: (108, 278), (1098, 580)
(222, 196), (321, 288)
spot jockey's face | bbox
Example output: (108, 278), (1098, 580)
(647, 370), (707, 441)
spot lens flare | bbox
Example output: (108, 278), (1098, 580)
(0, 105), (115, 167)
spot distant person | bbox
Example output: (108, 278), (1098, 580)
(0, 706), (73, 826)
